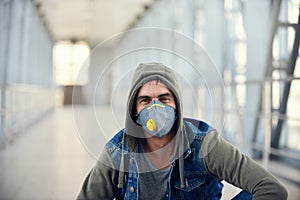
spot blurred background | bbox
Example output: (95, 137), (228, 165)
(0, 0), (299, 199)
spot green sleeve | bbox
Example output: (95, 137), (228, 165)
(77, 150), (118, 200)
(201, 130), (288, 200)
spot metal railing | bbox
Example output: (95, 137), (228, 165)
(223, 76), (300, 167)
(0, 84), (58, 148)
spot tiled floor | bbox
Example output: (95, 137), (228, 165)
(0, 106), (299, 199)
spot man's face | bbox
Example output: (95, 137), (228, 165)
(136, 80), (176, 114)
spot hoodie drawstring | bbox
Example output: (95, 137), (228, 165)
(179, 155), (185, 188)
(117, 133), (126, 189)
(179, 126), (185, 188)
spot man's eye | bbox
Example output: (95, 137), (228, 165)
(160, 98), (170, 103)
(140, 99), (150, 104)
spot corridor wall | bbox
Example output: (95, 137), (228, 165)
(0, 0), (56, 148)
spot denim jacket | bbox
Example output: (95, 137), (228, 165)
(104, 118), (252, 200)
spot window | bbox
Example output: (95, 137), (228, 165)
(53, 41), (90, 85)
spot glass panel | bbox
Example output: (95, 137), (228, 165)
(53, 41), (90, 85)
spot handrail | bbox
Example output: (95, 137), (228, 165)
(200, 75), (300, 165)
(0, 84), (58, 147)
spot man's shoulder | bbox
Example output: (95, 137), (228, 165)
(105, 129), (125, 153)
(183, 118), (215, 138)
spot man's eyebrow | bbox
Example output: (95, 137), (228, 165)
(158, 93), (173, 98)
(137, 93), (173, 100)
(137, 95), (151, 100)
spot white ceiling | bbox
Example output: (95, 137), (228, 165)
(34, 0), (154, 46)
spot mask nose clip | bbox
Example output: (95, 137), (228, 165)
(146, 100), (165, 111)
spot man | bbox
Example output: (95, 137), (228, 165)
(77, 63), (287, 199)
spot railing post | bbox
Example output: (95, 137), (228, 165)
(0, 87), (9, 148)
(262, 79), (272, 168)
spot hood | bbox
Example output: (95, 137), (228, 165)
(124, 62), (183, 151)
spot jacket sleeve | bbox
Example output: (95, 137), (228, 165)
(201, 130), (288, 200)
(77, 149), (119, 200)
